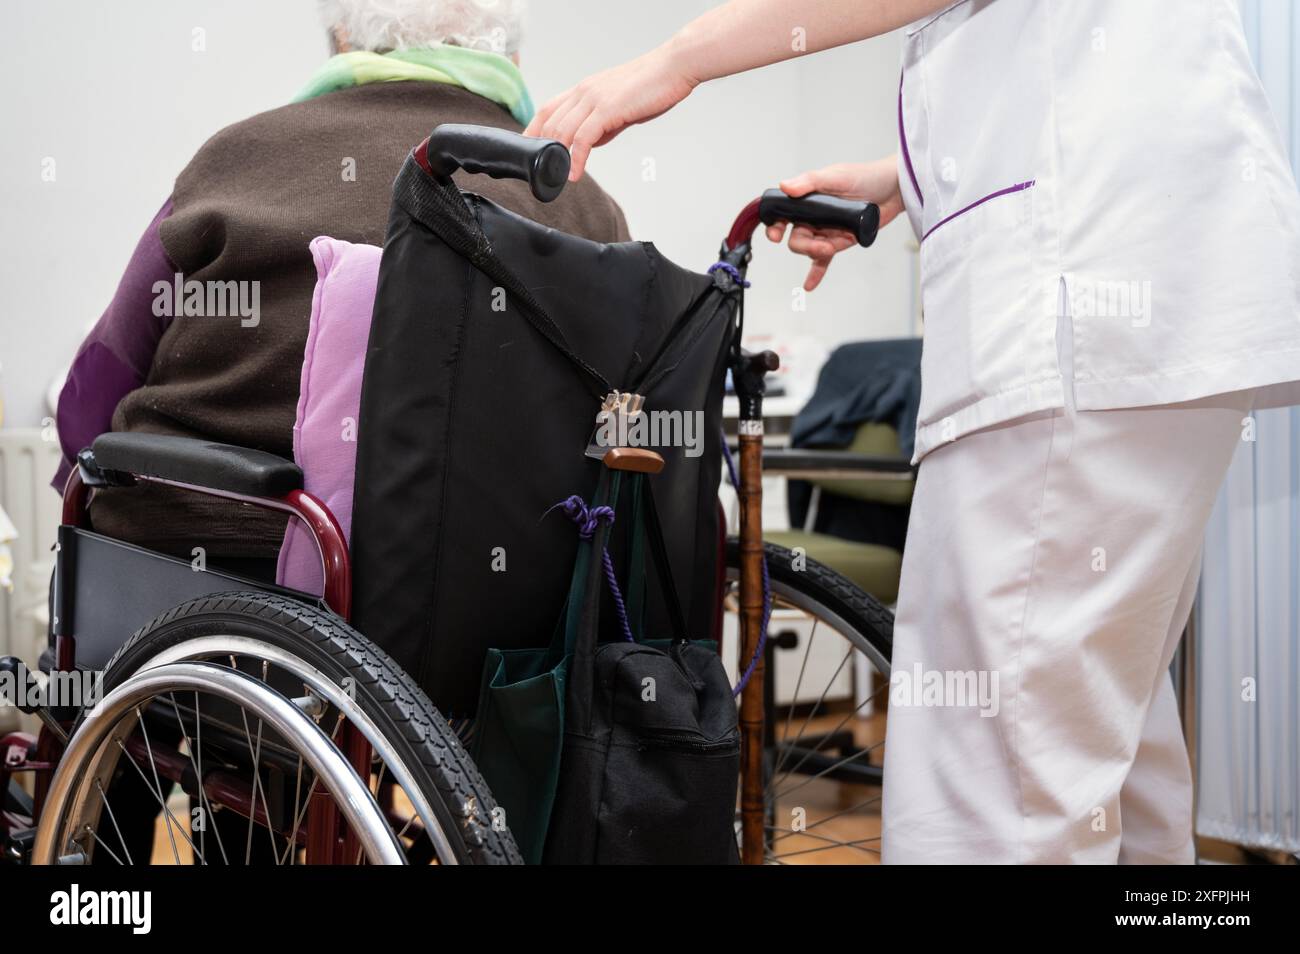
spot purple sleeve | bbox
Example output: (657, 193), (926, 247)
(52, 198), (177, 491)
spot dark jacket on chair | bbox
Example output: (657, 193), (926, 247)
(787, 338), (923, 552)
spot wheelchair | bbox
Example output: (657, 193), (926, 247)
(0, 127), (903, 865)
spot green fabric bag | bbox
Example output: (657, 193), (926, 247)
(470, 472), (618, 864)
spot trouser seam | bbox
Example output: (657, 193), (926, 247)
(1007, 413), (1058, 866)
(1010, 277), (1073, 864)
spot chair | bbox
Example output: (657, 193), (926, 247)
(765, 421), (915, 605)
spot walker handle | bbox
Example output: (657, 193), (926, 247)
(758, 189), (880, 247)
(426, 124), (571, 203)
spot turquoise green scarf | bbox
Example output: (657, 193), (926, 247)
(293, 46), (534, 126)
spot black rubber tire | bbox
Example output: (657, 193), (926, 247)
(724, 538), (894, 670)
(94, 590), (521, 865)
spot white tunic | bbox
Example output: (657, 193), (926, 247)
(898, 0), (1300, 462)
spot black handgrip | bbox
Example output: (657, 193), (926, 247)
(426, 123), (571, 203)
(758, 189), (880, 247)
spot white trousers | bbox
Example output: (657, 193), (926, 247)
(881, 362), (1254, 863)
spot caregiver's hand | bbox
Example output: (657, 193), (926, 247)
(767, 157), (904, 291)
(525, 0), (949, 181)
(524, 45), (699, 181)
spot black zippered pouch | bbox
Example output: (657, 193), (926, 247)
(543, 472), (739, 865)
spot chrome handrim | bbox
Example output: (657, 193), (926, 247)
(138, 634), (457, 864)
(33, 662), (405, 866)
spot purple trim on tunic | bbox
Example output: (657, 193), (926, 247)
(920, 179), (1036, 243)
(898, 70), (924, 208)
(52, 198), (177, 490)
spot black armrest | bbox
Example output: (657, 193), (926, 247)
(753, 447), (915, 481)
(89, 433), (303, 498)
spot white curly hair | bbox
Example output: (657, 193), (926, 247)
(318, 0), (526, 55)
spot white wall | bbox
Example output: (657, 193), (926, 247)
(0, 0), (910, 428)
(0, 0), (328, 428)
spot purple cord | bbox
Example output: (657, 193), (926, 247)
(551, 495), (635, 642)
(554, 495), (615, 540)
(708, 261), (751, 288)
(600, 551), (634, 643)
(721, 435), (772, 696)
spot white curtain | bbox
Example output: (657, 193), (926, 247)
(1196, 0), (1300, 854)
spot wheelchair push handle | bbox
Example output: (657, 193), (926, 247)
(758, 189), (880, 248)
(426, 124), (571, 203)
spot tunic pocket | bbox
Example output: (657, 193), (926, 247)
(916, 185), (1039, 434)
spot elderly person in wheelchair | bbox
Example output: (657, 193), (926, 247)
(33, 0), (629, 866)
(53, 0), (628, 579)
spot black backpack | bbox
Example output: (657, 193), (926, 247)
(350, 153), (736, 715)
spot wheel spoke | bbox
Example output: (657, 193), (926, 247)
(167, 692), (224, 866)
(113, 738), (206, 862)
(771, 738), (880, 803)
(771, 612), (818, 779)
(279, 776), (322, 866)
(769, 642), (855, 787)
(85, 825), (127, 865)
(769, 684), (887, 795)
(192, 689), (229, 865)
(278, 710), (344, 866)
(134, 707), (181, 864)
(786, 644), (853, 748)
(237, 708), (281, 865)
(287, 753), (305, 865)
(93, 778), (134, 866)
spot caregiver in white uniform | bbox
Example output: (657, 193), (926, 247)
(529, 0), (1300, 863)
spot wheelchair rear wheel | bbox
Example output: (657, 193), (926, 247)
(35, 592), (520, 865)
(723, 539), (894, 864)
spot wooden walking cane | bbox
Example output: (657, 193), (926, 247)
(733, 348), (779, 865)
(716, 187), (875, 863)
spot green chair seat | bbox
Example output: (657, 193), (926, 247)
(809, 422), (915, 507)
(766, 530), (903, 605)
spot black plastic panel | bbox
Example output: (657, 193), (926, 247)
(58, 528), (323, 671)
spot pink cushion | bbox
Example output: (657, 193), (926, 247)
(276, 236), (382, 595)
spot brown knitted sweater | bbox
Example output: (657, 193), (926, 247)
(90, 81), (630, 558)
